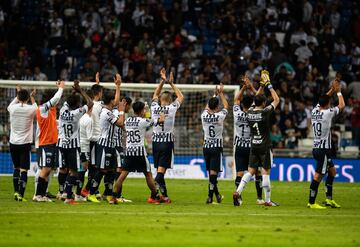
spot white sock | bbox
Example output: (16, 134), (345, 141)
(47, 170), (54, 193)
(34, 167), (40, 194)
(236, 172), (252, 194)
(262, 175), (271, 203)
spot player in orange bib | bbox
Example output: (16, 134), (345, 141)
(33, 80), (65, 202)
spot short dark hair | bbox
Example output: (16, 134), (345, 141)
(242, 95), (253, 109)
(319, 94), (331, 107)
(208, 97), (219, 110)
(17, 89), (30, 102)
(133, 101), (145, 114)
(122, 96), (132, 105)
(67, 93), (81, 109)
(41, 89), (57, 105)
(86, 89), (94, 100)
(103, 91), (115, 105)
(254, 95), (267, 107)
(91, 84), (103, 97)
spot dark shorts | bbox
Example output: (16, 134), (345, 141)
(203, 147), (223, 172)
(234, 146), (250, 172)
(313, 149), (335, 175)
(96, 144), (117, 170)
(38, 144), (58, 168)
(10, 143), (31, 170)
(123, 155), (151, 173)
(115, 146), (125, 168)
(58, 147), (81, 170)
(80, 152), (90, 163)
(90, 141), (97, 166)
(249, 148), (273, 170)
(153, 141), (174, 169)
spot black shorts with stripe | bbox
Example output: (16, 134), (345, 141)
(122, 155), (151, 173)
(249, 148), (273, 170)
(80, 152), (90, 163)
(115, 146), (125, 168)
(234, 146), (250, 172)
(58, 147), (81, 170)
(203, 147), (223, 172)
(312, 148), (334, 175)
(10, 143), (31, 170)
(153, 141), (174, 169)
(38, 144), (58, 168)
(96, 144), (117, 170)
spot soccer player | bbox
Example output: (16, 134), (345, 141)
(78, 89), (94, 202)
(113, 96), (133, 202)
(111, 101), (164, 204)
(57, 80), (93, 204)
(233, 70), (280, 207)
(307, 79), (344, 209)
(233, 76), (264, 205)
(87, 74), (122, 203)
(8, 86), (37, 201)
(201, 83), (228, 204)
(151, 68), (184, 203)
(33, 80), (65, 202)
(81, 72), (104, 198)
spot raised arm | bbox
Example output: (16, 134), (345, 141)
(114, 74), (121, 106)
(73, 80), (94, 110)
(333, 79), (345, 112)
(244, 75), (257, 95)
(168, 71), (184, 104)
(218, 83), (229, 110)
(234, 85), (247, 105)
(95, 72), (100, 84)
(30, 88), (36, 105)
(260, 70), (279, 109)
(114, 99), (127, 128)
(152, 68), (166, 101)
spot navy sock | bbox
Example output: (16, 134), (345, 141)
(36, 177), (46, 196)
(90, 171), (104, 195)
(309, 180), (320, 204)
(326, 175), (334, 200)
(58, 172), (67, 194)
(76, 171), (86, 195)
(104, 172), (114, 196)
(13, 169), (20, 193)
(255, 175), (263, 199)
(85, 166), (96, 190)
(235, 176), (242, 190)
(155, 172), (168, 197)
(65, 175), (77, 199)
(19, 171), (28, 197)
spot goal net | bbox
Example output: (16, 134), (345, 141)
(0, 80), (239, 179)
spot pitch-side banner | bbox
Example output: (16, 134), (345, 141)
(0, 154), (359, 182)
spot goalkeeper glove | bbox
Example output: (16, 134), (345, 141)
(260, 70), (273, 89)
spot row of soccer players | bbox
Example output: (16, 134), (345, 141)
(201, 70), (344, 208)
(8, 69), (184, 204)
(8, 68), (344, 208)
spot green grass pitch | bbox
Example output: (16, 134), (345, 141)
(0, 177), (359, 247)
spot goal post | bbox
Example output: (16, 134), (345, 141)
(0, 80), (239, 179)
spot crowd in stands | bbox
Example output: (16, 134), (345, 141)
(0, 0), (359, 152)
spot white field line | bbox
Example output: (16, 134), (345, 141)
(0, 211), (358, 218)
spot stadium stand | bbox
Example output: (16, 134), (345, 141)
(0, 0), (359, 157)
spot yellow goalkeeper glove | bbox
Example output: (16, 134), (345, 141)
(260, 70), (273, 89)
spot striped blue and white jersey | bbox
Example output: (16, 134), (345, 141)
(311, 105), (339, 149)
(57, 102), (88, 149)
(151, 100), (180, 143)
(125, 116), (153, 156)
(98, 108), (118, 148)
(201, 108), (228, 148)
(233, 104), (251, 148)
